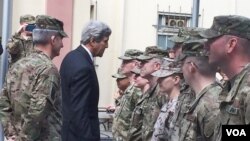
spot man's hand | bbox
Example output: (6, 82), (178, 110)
(16, 24), (28, 34)
(106, 105), (115, 113)
(5, 135), (16, 141)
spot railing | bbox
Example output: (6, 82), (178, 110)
(99, 107), (114, 140)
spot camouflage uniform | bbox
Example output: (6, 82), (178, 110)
(112, 84), (142, 141)
(199, 15), (250, 141)
(112, 49), (143, 141)
(128, 84), (160, 141)
(168, 27), (206, 45)
(213, 64), (250, 141)
(141, 86), (166, 141)
(6, 15), (35, 67)
(168, 27), (206, 141)
(128, 46), (168, 141)
(118, 49), (143, 60)
(0, 50), (62, 141)
(112, 70), (129, 107)
(168, 84), (195, 141)
(179, 82), (222, 141)
(151, 64), (181, 141)
(151, 98), (177, 141)
(0, 15), (67, 141)
(175, 39), (222, 141)
(114, 90), (124, 107)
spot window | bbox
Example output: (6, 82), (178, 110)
(156, 12), (192, 50)
(157, 35), (174, 50)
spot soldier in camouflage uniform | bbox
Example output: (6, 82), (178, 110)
(119, 49), (143, 76)
(168, 27), (205, 58)
(199, 15), (250, 141)
(177, 39), (222, 141)
(6, 14), (36, 67)
(168, 27), (205, 141)
(128, 46), (168, 141)
(151, 58), (182, 141)
(112, 70), (130, 107)
(113, 49), (143, 107)
(112, 49), (143, 141)
(131, 67), (150, 94)
(0, 15), (68, 141)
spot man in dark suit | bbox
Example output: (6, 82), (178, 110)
(60, 21), (111, 141)
(0, 36), (3, 55)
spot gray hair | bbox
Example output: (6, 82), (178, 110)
(33, 29), (60, 45)
(80, 21), (111, 45)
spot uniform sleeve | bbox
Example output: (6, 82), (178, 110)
(201, 108), (220, 140)
(245, 93), (250, 124)
(0, 85), (11, 125)
(130, 87), (142, 110)
(198, 97), (220, 141)
(20, 67), (61, 140)
(6, 35), (21, 55)
(243, 74), (250, 124)
(0, 84), (16, 138)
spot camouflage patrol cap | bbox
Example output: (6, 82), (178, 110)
(137, 46), (168, 61)
(199, 15), (250, 39)
(152, 58), (181, 78)
(20, 14), (35, 24)
(119, 49), (143, 60)
(176, 39), (208, 62)
(112, 71), (127, 79)
(162, 58), (176, 68)
(35, 15), (68, 37)
(169, 27), (206, 44)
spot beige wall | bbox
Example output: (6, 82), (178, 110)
(200, 0), (250, 28)
(12, 0), (46, 33)
(95, 0), (124, 107)
(72, 0), (92, 50)
(157, 0), (192, 14)
(7, 0), (250, 107)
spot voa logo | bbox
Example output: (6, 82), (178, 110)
(226, 129), (246, 136)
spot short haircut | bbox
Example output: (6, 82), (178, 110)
(172, 72), (183, 80)
(80, 21), (111, 45)
(233, 36), (250, 55)
(191, 56), (217, 77)
(33, 29), (60, 45)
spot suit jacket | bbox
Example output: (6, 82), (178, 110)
(60, 45), (100, 141)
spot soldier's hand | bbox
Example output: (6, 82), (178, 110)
(106, 105), (115, 113)
(16, 24), (27, 34)
(6, 135), (16, 141)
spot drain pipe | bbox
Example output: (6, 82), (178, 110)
(0, 0), (12, 140)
